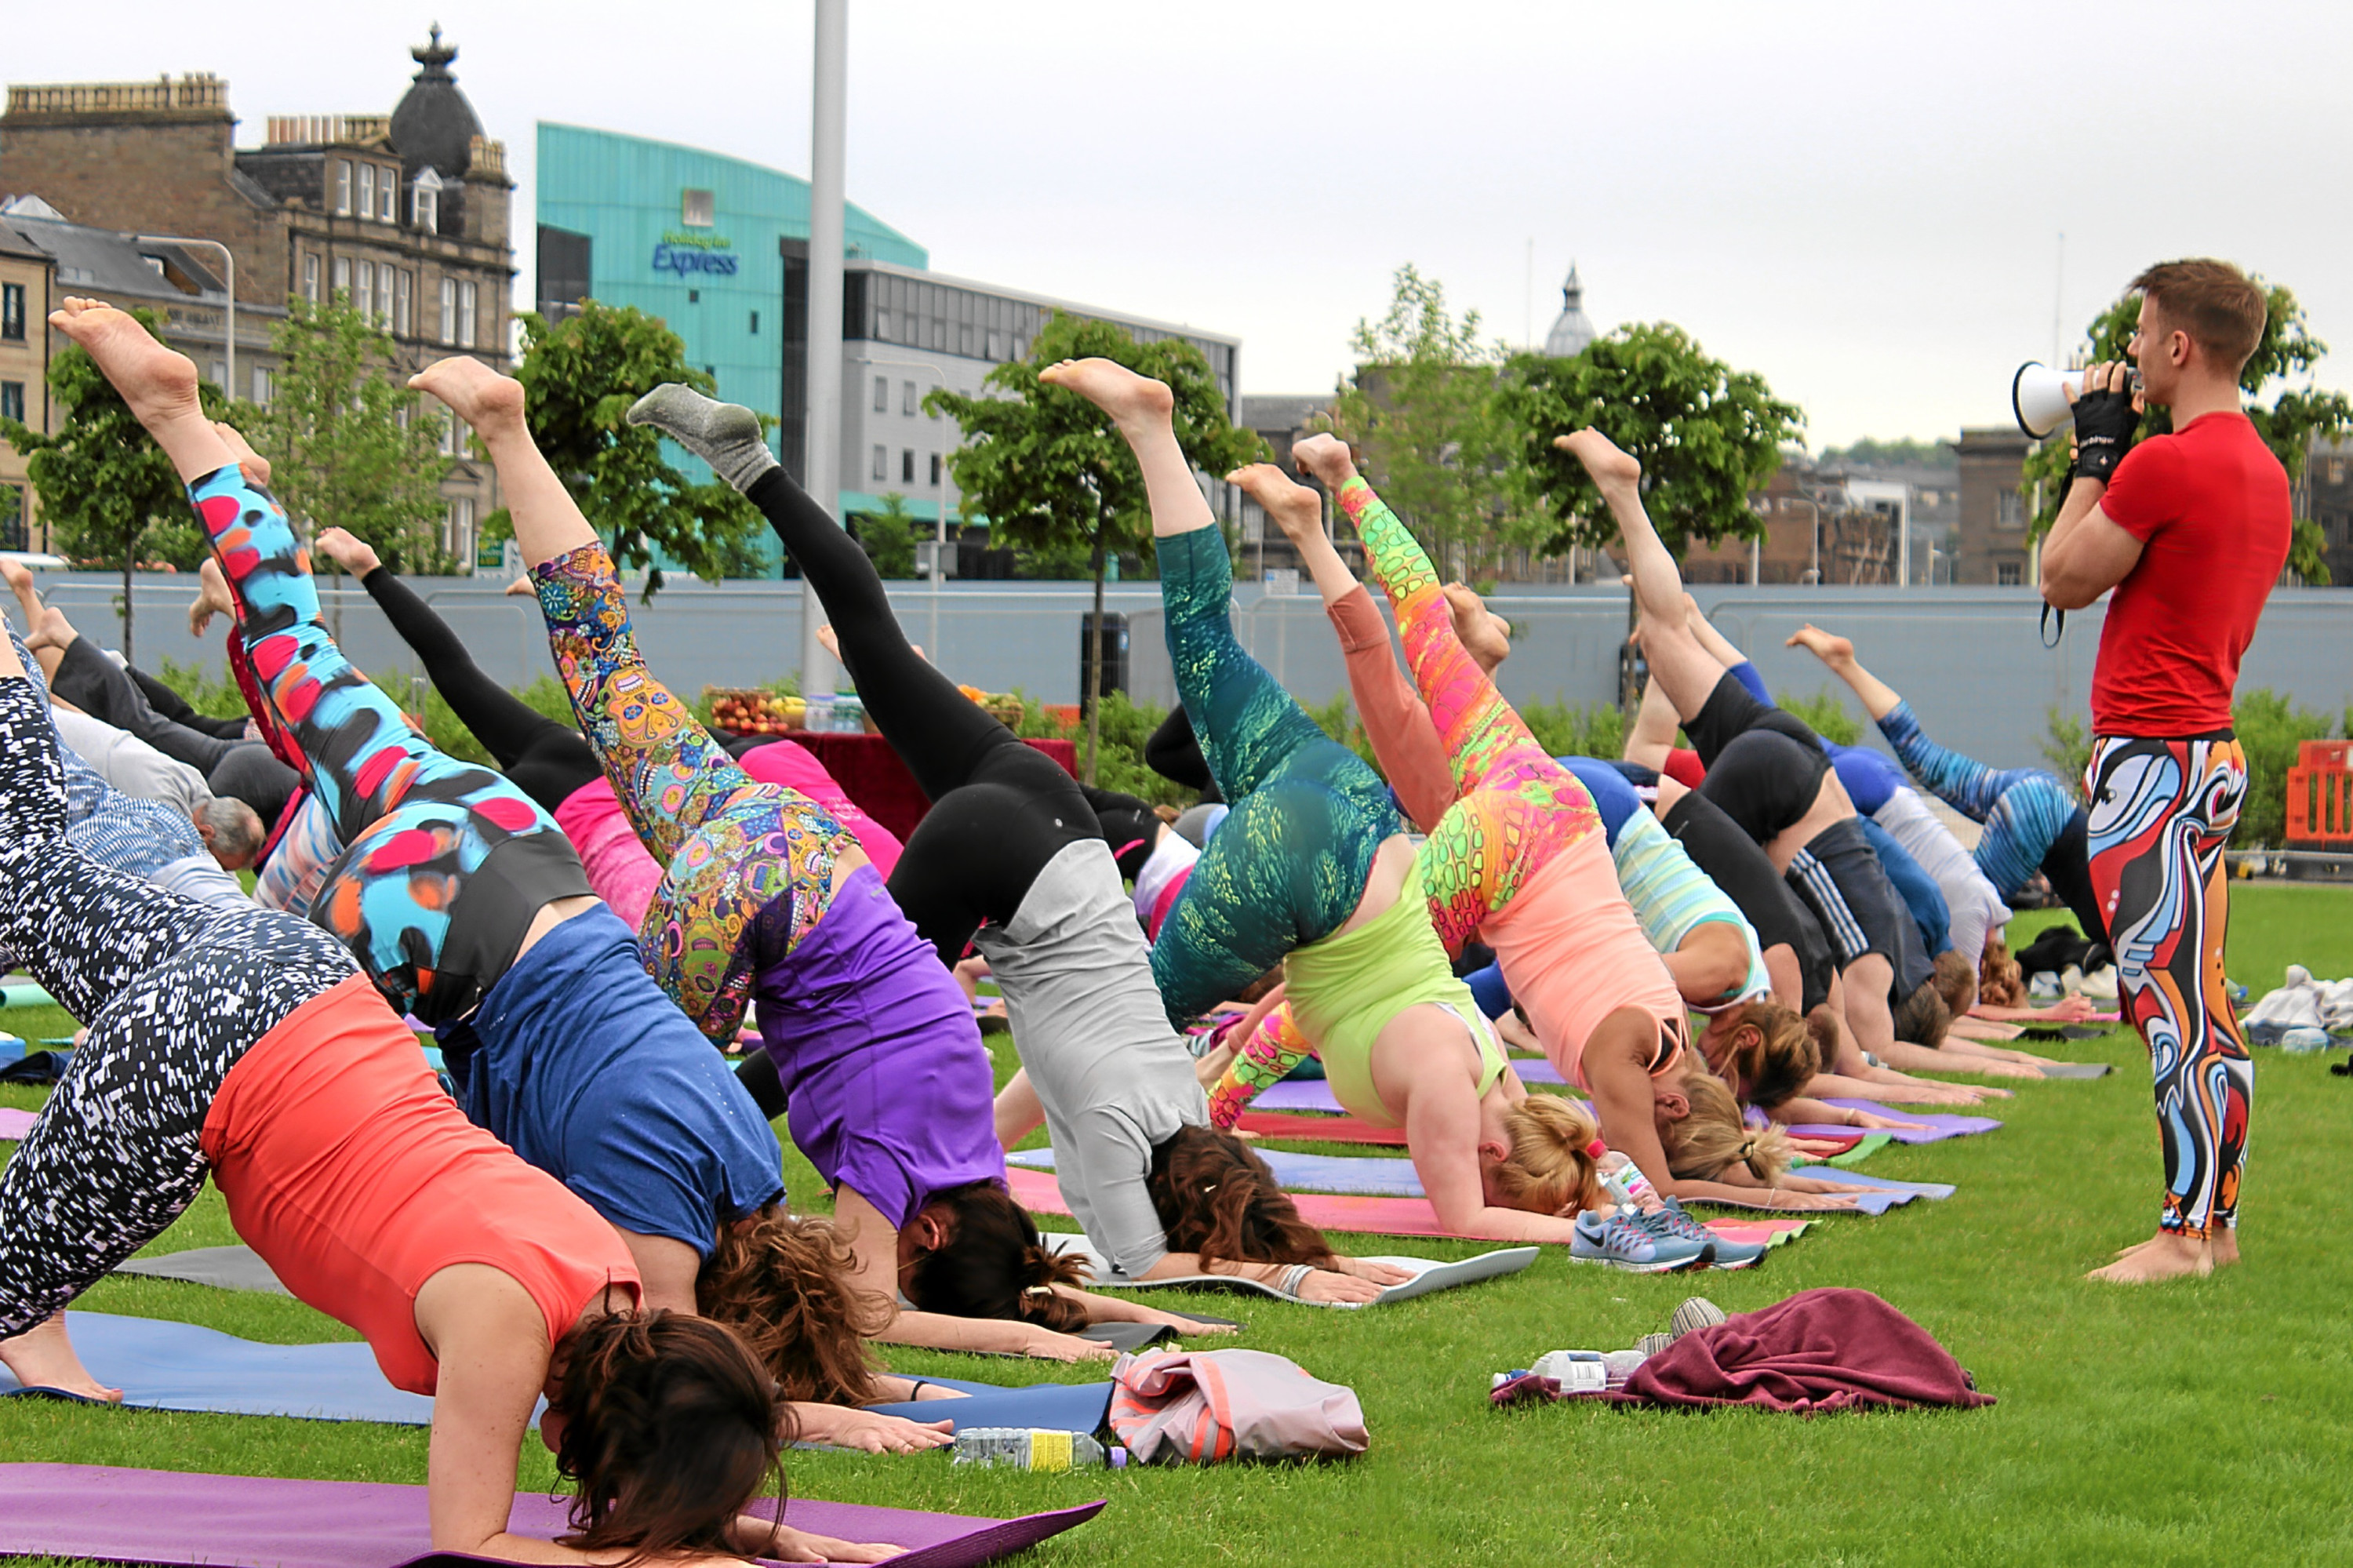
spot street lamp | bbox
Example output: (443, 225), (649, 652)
(136, 235), (235, 398)
(862, 355), (957, 660)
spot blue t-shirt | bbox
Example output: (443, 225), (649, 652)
(1858, 817), (1951, 957)
(1824, 742), (1905, 817)
(1558, 755), (1642, 845)
(460, 906), (785, 1257)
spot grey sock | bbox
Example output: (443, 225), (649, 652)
(626, 384), (777, 494)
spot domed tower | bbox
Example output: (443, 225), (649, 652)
(1542, 263), (1595, 358)
(388, 25), (507, 244)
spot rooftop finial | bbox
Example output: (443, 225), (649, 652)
(412, 23), (457, 78)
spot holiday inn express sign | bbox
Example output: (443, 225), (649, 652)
(652, 229), (738, 276)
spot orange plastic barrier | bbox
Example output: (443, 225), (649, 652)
(2285, 740), (2353, 848)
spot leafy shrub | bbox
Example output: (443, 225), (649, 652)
(2038, 707), (2091, 795)
(1518, 697), (1625, 762)
(151, 655), (249, 720)
(2233, 688), (2337, 848)
(1778, 686), (1862, 746)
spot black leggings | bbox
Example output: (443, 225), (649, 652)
(1144, 705), (1220, 802)
(1082, 784), (1162, 882)
(1662, 787), (1836, 1013)
(0, 676), (353, 1341)
(745, 467), (1090, 966)
(52, 638), (242, 774)
(129, 664), (246, 740)
(358, 567), (602, 813)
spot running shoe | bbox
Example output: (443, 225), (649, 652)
(1643, 1199), (1767, 1271)
(1569, 1209), (1711, 1273)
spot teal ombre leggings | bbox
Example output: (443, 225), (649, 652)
(1147, 527), (1399, 1025)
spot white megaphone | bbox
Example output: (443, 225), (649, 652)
(2010, 362), (2092, 439)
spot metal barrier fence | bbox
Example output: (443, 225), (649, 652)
(20, 573), (2353, 773)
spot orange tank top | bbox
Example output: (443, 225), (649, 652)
(201, 973), (641, 1394)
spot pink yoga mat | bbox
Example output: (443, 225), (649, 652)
(1007, 1166), (1807, 1246)
(0, 1464), (1102, 1568)
(0, 1108), (33, 1141)
(1238, 1111), (1409, 1147)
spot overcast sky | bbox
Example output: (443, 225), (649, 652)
(13, 2), (2351, 449)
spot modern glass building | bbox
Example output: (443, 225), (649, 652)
(535, 122), (1239, 574)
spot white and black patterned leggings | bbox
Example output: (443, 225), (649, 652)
(0, 675), (355, 1341)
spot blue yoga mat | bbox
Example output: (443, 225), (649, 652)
(0, 1312), (434, 1424)
(1790, 1166), (1957, 1199)
(863, 1377), (1112, 1435)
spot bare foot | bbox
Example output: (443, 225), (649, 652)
(1553, 428), (1642, 492)
(212, 421), (272, 488)
(0, 556), (42, 626)
(1289, 432), (1359, 491)
(1442, 582), (1511, 673)
(1226, 464), (1324, 544)
(0, 1312), (123, 1402)
(1785, 624), (1853, 664)
(2209, 1228), (2241, 1268)
(2087, 1231), (2212, 1284)
(21, 600), (76, 656)
(49, 297), (203, 435)
(816, 623), (842, 660)
(504, 575), (534, 597)
(1036, 358), (1173, 432)
(312, 526), (382, 578)
(189, 557), (239, 639)
(410, 355), (526, 434)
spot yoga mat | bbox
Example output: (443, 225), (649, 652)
(1238, 1111), (1409, 1147)
(0, 980), (54, 1011)
(1791, 1167), (1956, 1199)
(0, 1107), (35, 1141)
(1042, 1231), (1538, 1306)
(0, 1464), (1103, 1568)
(1080, 1316), (1242, 1353)
(1824, 1099), (2002, 1141)
(2034, 1060), (2113, 1078)
(0, 1312), (434, 1424)
(862, 1376), (1111, 1435)
(1253, 1058), (1569, 1114)
(1825, 1132), (1893, 1166)
(114, 1243), (289, 1294)
(1009, 1166), (1809, 1246)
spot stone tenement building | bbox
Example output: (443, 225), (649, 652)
(1, 27), (513, 563)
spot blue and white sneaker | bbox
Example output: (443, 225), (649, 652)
(1643, 1199), (1767, 1271)
(1569, 1209), (1711, 1273)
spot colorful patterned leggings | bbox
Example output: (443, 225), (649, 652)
(0, 675), (353, 1339)
(189, 467), (586, 1027)
(532, 540), (853, 1042)
(2085, 735), (2251, 1237)
(1147, 526), (1400, 1028)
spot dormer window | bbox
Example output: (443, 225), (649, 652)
(358, 164), (376, 222)
(413, 169), (442, 234)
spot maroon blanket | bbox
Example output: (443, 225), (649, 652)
(1496, 1289), (1992, 1415)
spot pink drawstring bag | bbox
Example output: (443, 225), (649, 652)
(1108, 1349), (1369, 1464)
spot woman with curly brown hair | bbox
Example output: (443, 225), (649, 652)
(628, 380), (1404, 1307)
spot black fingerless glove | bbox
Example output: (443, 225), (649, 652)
(2070, 385), (2140, 485)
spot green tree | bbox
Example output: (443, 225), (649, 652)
(1501, 322), (1806, 555)
(929, 311), (1263, 781)
(244, 294), (455, 580)
(493, 301), (772, 596)
(0, 304), (228, 663)
(1820, 436), (1953, 468)
(852, 493), (921, 578)
(2021, 278), (2352, 584)
(1327, 265), (1533, 580)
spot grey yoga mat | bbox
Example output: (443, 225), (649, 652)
(1042, 1231), (1538, 1305)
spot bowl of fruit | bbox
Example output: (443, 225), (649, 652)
(957, 684), (1024, 729)
(707, 687), (806, 736)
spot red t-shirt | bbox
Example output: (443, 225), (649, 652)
(2090, 412), (2289, 736)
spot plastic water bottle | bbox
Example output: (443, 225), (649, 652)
(833, 692), (866, 733)
(951, 1428), (1127, 1471)
(1595, 1151), (1659, 1212)
(1528, 1350), (1612, 1394)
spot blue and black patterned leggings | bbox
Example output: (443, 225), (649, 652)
(188, 466), (587, 1027)
(1147, 527), (1400, 1025)
(1875, 699), (2080, 902)
(0, 675), (353, 1341)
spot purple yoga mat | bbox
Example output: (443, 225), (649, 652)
(1776, 1100), (2001, 1144)
(0, 1108), (34, 1141)
(0, 1464), (1104, 1568)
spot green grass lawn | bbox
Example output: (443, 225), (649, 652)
(5, 886), (2353, 1565)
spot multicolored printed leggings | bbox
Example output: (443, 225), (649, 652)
(1877, 698), (2078, 899)
(188, 466), (584, 1027)
(532, 540), (853, 1042)
(2085, 735), (2252, 1237)
(1335, 478), (1602, 945)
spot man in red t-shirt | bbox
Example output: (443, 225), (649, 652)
(2042, 259), (2289, 1286)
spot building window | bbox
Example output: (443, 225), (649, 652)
(355, 263), (374, 323)
(959, 322), (974, 357)
(445, 496), (475, 558)
(902, 380), (917, 416)
(1997, 561), (2023, 587)
(680, 188), (715, 228)
(458, 280), (478, 347)
(379, 263), (397, 328)
(929, 453), (942, 486)
(334, 160), (352, 215)
(439, 277), (456, 345)
(875, 310), (892, 341)
(901, 449), (916, 484)
(749, 310), (760, 335)
(873, 376), (889, 413)
(438, 411), (459, 457)
(985, 330), (1003, 360)
(393, 269), (411, 335)
(303, 254), (320, 304)
(357, 163), (376, 223)
(0, 483), (23, 553)
(250, 365), (273, 406)
(207, 360), (227, 387)
(686, 289), (699, 304)
(0, 284), (22, 341)
(333, 256), (352, 301)
(0, 381), (22, 423)
(413, 169), (441, 233)
(378, 169), (397, 224)
(1996, 493), (2024, 529)
(871, 445), (888, 482)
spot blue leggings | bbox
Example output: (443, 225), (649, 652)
(190, 467), (587, 1026)
(1148, 528), (1400, 1024)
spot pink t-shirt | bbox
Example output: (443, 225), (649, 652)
(551, 740), (905, 934)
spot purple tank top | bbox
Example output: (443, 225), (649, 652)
(755, 863), (1003, 1229)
